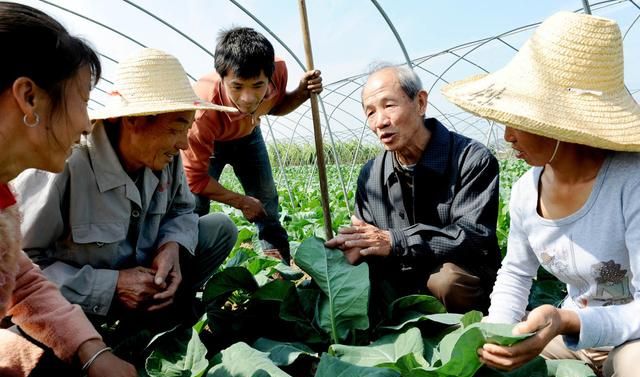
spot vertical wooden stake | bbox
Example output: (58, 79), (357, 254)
(297, 0), (333, 240)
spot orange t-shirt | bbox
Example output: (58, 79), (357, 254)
(182, 59), (288, 193)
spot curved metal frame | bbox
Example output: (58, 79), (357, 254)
(35, 0), (640, 216)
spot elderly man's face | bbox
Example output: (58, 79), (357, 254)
(125, 111), (194, 171)
(362, 69), (426, 151)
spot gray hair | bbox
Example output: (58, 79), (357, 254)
(366, 62), (423, 100)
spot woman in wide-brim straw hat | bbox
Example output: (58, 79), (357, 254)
(12, 47), (239, 364)
(443, 11), (640, 377)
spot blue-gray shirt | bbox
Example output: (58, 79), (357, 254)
(14, 121), (198, 316)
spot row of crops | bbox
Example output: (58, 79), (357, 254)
(122, 158), (580, 377)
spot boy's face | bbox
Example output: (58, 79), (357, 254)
(222, 70), (269, 114)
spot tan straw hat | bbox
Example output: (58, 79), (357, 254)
(90, 48), (236, 120)
(442, 11), (640, 151)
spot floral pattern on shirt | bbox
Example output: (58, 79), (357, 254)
(591, 260), (632, 306)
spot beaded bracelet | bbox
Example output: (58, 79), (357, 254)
(81, 346), (112, 374)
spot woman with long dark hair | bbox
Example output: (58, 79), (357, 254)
(0, 2), (135, 376)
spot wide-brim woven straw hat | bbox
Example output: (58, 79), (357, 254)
(90, 48), (236, 120)
(442, 11), (640, 151)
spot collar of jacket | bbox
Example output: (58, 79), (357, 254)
(383, 117), (451, 183)
(86, 121), (159, 207)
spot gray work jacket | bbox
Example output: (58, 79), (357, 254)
(13, 122), (198, 316)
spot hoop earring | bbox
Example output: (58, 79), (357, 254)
(23, 112), (40, 128)
(547, 140), (561, 164)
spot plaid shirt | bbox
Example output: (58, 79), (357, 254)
(355, 118), (501, 291)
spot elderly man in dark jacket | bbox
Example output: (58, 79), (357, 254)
(326, 64), (501, 314)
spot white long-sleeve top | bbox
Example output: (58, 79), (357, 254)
(488, 152), (640, 350)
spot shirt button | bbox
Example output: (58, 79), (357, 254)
(92, 305), (100, 313)
(132, 209), (140, 218)
(399, 211), (405, 219)
(96, 242), (104, 247)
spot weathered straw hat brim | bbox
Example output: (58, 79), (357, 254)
(442, 11), (640, 152)
(90, 101), (236, 121)
(89, 48), (237, 121)
(443, 73), (640, 152)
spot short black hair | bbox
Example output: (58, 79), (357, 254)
(0, 1), (102, 114)
(214, 27), (274, 79)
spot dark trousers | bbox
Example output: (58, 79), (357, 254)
(369, 260), (494, 318)
(194, 126), (290, 258)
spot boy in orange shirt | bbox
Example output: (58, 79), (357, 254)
(182, 27), (322, 263)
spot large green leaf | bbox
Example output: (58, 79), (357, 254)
(380, 312), (463, 331)
(252, 338), (317, 366)
(204, 270), (297, 348)
(203, 267), (258, 302)
(273, 263), (304, 280)
(245, 257), (280, 276)
(329, 327), (426, 368)
(387, 295), (446, 319)
(471, 322), (533, 346)
(403, 322), (535, 377)
(207, 342), (291, 377)
(293, 237), (370, 343)
(460, 310), (483, 328)
(378, 353), (429, 375)
(314, 354), (401, 377)
(224, 248), (254, 269)
(193, 314), (207, 334)
(279, 285), (327, 345)
(252, 279), (294, 302)
(379, 295), (453, 331)
(438, 322), (531, 365)
(145, 328), (208, 377)
(428, 326), (486, 376)
(234, 227), (254, 247)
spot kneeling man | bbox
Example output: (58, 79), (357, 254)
(326, 64), (501, 314)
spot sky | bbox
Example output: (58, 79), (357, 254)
(13, 0), (640, 147)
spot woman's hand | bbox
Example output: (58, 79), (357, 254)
(87, 351), (137, 377)
(78, 339), (136, 377)
(478, 305), (579, 371)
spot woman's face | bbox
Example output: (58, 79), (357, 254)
(38, 65), (92, 172)
(503, 126), (558, 166)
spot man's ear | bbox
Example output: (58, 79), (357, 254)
(12, 77), (39, 116)
(417, 89), (428, 116)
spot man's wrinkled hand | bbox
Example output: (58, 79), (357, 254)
(149, 242), (182, 311)
(115, 267), (163, 310)
(325, 216), (392, 263)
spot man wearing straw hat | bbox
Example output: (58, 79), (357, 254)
(443, 11), (640, 377)
(182, 27), (323, 264)
(326, 63), (501, 315)
(13, 48), (238, 341)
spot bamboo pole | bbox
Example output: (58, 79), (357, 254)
(297, 0), (334, 240)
